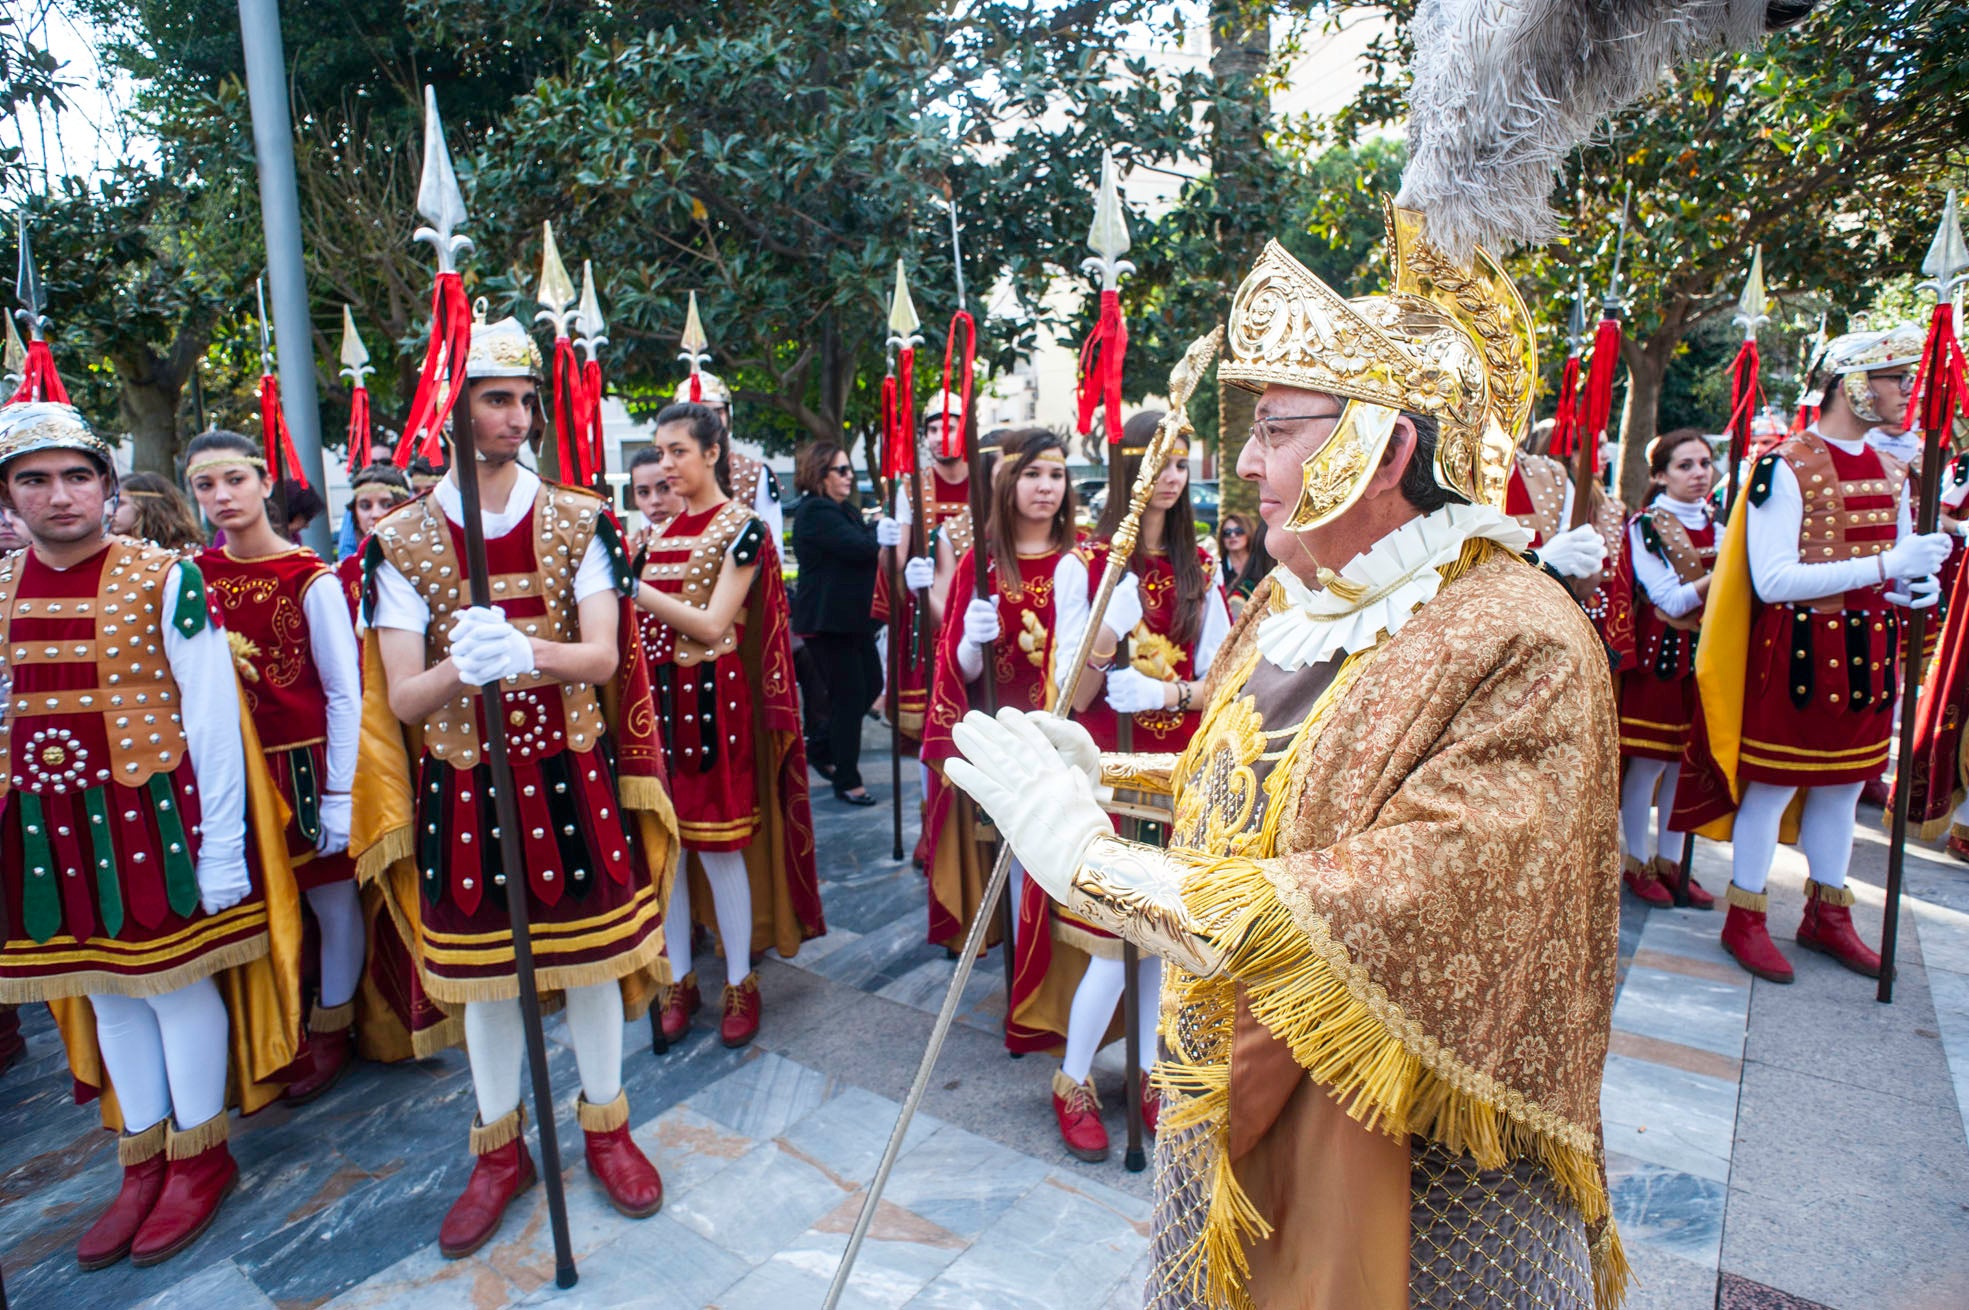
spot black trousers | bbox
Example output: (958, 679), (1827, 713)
(803, 630), (882, 794)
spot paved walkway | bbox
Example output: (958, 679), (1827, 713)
(3, 726), (1968, 1308)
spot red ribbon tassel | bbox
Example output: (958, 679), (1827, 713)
(1546, 354), (1583, 457)
(1578, 316), (1624, 474)
(7, 339), (71, 405)
(880, 374), (899, 480)
(891, 347), (917, 477)
(259, 373), (309, 487)
(345, 385), (373, 475)
(1725, 337), (1763, 483)
(939, 312), (975, 460)
(550, 335), (588, 486)
(1076, 288), (1128, 443)
(689, 372), (703, 404)
(1910, 302), (1967, 443)
(582, 357), (605, 486)
(398, 271), (472, 467)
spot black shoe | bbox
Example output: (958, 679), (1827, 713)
(836, 789), (878, 807)
(812, 761), (837, 781)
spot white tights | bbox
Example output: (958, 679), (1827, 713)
(1620, 760), (1683, 862)
(305, 880), (365, 1011)
(1059, 954), (1162, 1084)
(463, 981), (624, 1125)
(664, 849), (754, 988)
(1730, 780), (1864, 895)
(89, 978), (230, 1134)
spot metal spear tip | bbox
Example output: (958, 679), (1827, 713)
(339, 305), (372, 382)
(1733, 245), (1769, 340)
(535, 221), (578, 338)
(1921, 189), (1969, 300)
(255, 276), (274, 366)
(1565, 282), (1589, 354)
(14, 211), (46, 339)
(413, 85), (473, 273)
(576, 261), (607, 340)
(1082, 147), (1135, 292)
(887, 259), (921, 339)
(2, 307), (24, 377)
(680, 290), (710, 357)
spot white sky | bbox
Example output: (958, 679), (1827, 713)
(9, 0), (145, 187)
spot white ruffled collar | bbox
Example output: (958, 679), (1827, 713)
(1254, 503), (1533, 671)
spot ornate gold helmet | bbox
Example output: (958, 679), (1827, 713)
(464, 314), (544, 380)
(673, 370), (732, 407)
(0, 401), (115, 477)
(1219, 203), (1534, 529)
(1820, 326), (1923, 424)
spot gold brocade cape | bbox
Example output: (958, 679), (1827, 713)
(1157, 546), (1628, 1307)
(50, 686), (305, 1125)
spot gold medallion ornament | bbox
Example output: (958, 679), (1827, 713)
(1219, 203), (1534, 530)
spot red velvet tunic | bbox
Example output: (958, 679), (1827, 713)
(198, 545), (357, 891)
(1617, 514), (1716, 763)
(1069, 542), (1211, 754)
(335, 551), (363, 626)
(872, 471), (971, 742)
(0, 541), (269, 998)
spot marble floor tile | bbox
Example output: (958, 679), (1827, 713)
(685, 1049), (835, 1140)
(775, 1083), (944, 1185)
(1911, 894), (1969, 978)
(1099, 1249), (1155, 1310)
(808, 915), (946, 990)
(1636, 909), (1739, 966)
(131, 1259), (278, 1310)
(1600, 1053), (1739, 1184)
(876, 1122), (1051, 1242)
(667, 1138), (855, 1264)
(782, 925), (866, 968)
(874, 955), (1008, 1036)
(710, 1207), (965, 1310)
(321, 1242), (531, 1310)
(1611, 965), (1749, 1059)
(1606, 1152), (1727, 1267)
(901, 1169), (1149, 1310)
(1915, 962), (1969, 1155)
(517, 1214), (752, 1309)
(640, 1103), (760, 1200)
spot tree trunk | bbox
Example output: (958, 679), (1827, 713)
(1208, 0), (1269, 528)
(119, 378), (183, 476)
(1616, 348), (1666, 508)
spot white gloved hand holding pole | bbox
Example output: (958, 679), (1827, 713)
(316, 792), (352, 856)
(1101, 571), (1144, 642)
(1886, 574), (1942, 610)
(946, 708), (1110, 900)
(450, 606), (537, 685)
(1880, 532), (1953, 583)
(1535, 522), (1608, 579)
(955, 597), (1001, 681)
(1104, 666), (1171, 715)
(904, 556), (935, 591)
(876, 517), (903, 548)
(196, 853), (253, 916)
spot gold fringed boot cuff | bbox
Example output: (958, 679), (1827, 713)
(119, 1119), (169, 1165)
(577, 1090), (630, 1134)
(1803, 879), (1855, 907)
(310, 999), (357, 1034)
(166, 1110), (229, 1160)
(469, 1104), (526, 1155)
(1725, 883), (1769, 913)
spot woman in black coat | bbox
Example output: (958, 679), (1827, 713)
(790, 440), (886, 805)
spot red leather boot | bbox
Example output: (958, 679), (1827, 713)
(580, 1091), (664, 1218)
(438, 1108), (537, 1259)
(1948, 824), (1969, 864)
(1138, 1076), (1160, 1137)
(1721, 885), (1794, 983)
(1650, 856), (1714, 910)
(1053, 1070), (1110, 1163)
(130, 1114), (238, 1266)
(720, 973), (761, 1048)
(1623, 854), (1672, 906)
(77, 1120), (168, 1270)
(1796, 879), (1882, 978)
(658, 972), (701, 1045)
(282, 1001), (356, 1105)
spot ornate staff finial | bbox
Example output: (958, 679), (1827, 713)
(13, 212), (46, 343)
(678, 290), (711, 375)
(535, 221), (578, 339)
(255, 276), (274, 375)
(2, 308), (24, 386)
(339, 305), (372, 386)
(1602, 181), (1634, 318)
(1732, 245), (1769, 342)
(1920, 189), (1969, 304)
(886, 259), (922, 351)
(413, 85), (473, 274)
(1081, 147), (1135, 292)
(575, 260), (608, 363)
(1565, 279), (1590, 357)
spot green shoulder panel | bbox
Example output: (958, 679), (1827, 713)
(170, 559), (209, 638)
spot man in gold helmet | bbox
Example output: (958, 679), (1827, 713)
(946, 208), (1626, 1308)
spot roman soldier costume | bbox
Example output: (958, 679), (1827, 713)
(353, 313), (680, 1255)
(672, 369), (784, 544)
(637, 492), (822, 1048)
(946, 214), (1633, 1309)
(873, 391), (973, 746)
(1676, 329), (1948, 983)
(1613, 491), (1718, 907)
(195, 504), (365, 1101)
(0, 402), (302, 1271)
(1507, 448), (1629, 648)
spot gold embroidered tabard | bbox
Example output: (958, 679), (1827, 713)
(372, 485), (608, 768)
(1777, 430), (1905, 613)
(641, 500), (755, 666)
(0, 538), (191, 792)
(1512, 453), (1567, 544)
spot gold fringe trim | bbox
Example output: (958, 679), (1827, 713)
(167, 1110), (229, 1159)
(1725, 884), (1769, 913)
(469, 1105), (525, 1155)
(418, 922), (671, 1007)
(619, 773), (672, 819)
(0, 932), (270, 1005)
(1154, 856), (1622, 1310)
(310, 999), (356, 1034)
(1592, 1221), (1632, 1310)
(1620, 853), (1647, 878)
(1804, 879), (1855, 907)
(1051, 1068), (1102, 1107)
(577, 1089), (630, 1133)
(119, 1119), (168, 1165)
(356, 825), (415, 886)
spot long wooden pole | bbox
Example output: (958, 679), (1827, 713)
(885, 468), (905, 862)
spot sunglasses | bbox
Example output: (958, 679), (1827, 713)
(828, 463), (853, 476)
(1221, 525), (1246, 539)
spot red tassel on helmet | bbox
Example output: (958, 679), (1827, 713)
(1076, 288), (1128, 444)
(8, 339), (70, 406)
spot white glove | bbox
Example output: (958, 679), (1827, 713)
(1880, 532), (1953, 583)
(316, 792), (351, 857)
(946, 707), (1111, 901)
(1101, 571), (1144, 641)
(451, 607), (537, 685)
(876, 516), (903, 548)
(1887, 574), (1942, 610)
(904, 555), (935, 590)
(196, 853), (253, 916)
(1536, 523), (1607, 579)
(962, 596), (1001, 647)
(1104, 666), (1171, 715)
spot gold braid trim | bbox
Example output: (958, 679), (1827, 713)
(355, 824), (414, 886)
(1155, 854), (1622, 1310)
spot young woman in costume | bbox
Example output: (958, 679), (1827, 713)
(920, 429), (1077, 957)
(1013, 411), (1231, 1161)
(631, 403), (821, 1049)
(1615, 430), (1718, 908)
(334, 462), (411, 623)
(111, 472), (205, 556)
(186, 430), (365, 1101)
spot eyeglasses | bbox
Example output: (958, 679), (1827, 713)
(1220, 525), (1246, 540)
(828, 463), (853, 476)
(1874, 373), (1916, 393)
(1246, 411), (1344, 452)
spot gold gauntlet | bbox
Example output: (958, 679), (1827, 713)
(1065, 835), (1227, 978)
(1098, 752), (1180, 825)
